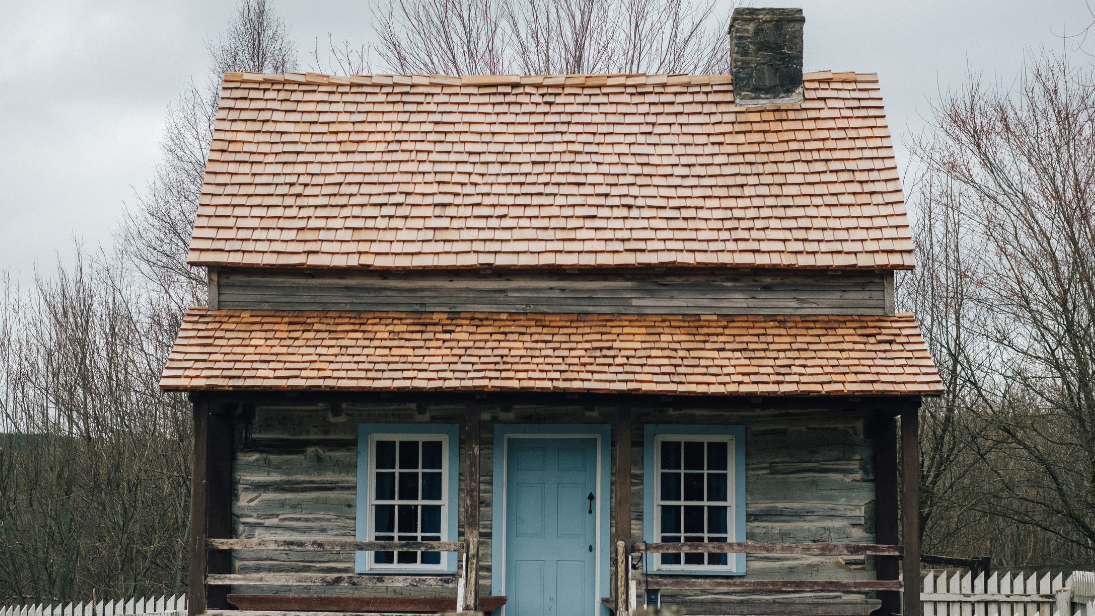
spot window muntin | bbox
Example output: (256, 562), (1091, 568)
(368, 434), (448, 569)
(654, 434), (734, 570)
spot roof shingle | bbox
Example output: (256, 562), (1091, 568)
(160, 309), (942, 395)
(188, 71), (914, 271)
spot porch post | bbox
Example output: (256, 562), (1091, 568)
(189, 396), (234, 616)
(614, 407), (632, 615)
(901, 403), (921, 616)
(871, 412), (900, 615)
(463, 402), (481, 611)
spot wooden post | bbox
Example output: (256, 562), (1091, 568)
(463, 402), (481, 611)
(614, 407), (632, 616)
(188, 398), (208, 616)
(871, 412), (900, 615)
(189, 397), (234, 616)
(901, 403), (921, 616)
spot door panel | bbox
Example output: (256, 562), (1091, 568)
(514, 560), (545, 616)
(507, 438), (597, 616)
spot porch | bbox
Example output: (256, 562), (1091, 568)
(188, 392), (922, 616)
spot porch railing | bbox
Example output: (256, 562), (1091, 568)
(623, 541), (904, 615)
(204, 538), (479, 613)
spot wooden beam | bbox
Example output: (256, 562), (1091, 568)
(194, 389), (902, 415)
(189, 398), (235, 616)
(656, 599), (881, 616)
(207, 268), (219, 310)
(884, 271), (895, 315)
(225, 595), (508, 612)
(871, 413), (900, 615)
(463, 402), (481, 611)
(614, 407), (632, 616)
(643, 579), (903, 592)
(634, 542), (902, 556)
(188, 399), (209, 616)
(901, 404), (921, 616)
(208, 538), (464, 552)
(206, 403), (235, 612)
(206, 573), (456, 588)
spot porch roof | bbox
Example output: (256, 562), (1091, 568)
(160, 308), (942, 396)
(187, 70), (914, 272)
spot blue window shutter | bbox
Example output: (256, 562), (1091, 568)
(356, 423), (460, 574)
(643, 424), (746, 575)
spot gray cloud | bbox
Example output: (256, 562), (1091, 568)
(0, 0), (1090, 281)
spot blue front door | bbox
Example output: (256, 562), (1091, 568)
(506, 437), (598, 616)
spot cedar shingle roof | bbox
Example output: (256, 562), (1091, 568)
(160, 308), (942, 395)
(189, 70), (913, 271)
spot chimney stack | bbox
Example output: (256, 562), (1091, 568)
(728, 8), (805, 106)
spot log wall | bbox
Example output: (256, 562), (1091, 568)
(229, 399), (881, 605)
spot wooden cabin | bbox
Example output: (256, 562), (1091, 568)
(161, 7), (942, 616)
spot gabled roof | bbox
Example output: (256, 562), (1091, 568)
(160, 309), (942, 396)
(188, 71), (914, 271)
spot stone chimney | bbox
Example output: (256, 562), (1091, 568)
(728, 8), (805, 106)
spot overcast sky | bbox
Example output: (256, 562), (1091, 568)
(0, 0), (1091, 282)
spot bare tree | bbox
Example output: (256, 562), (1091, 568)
(120, 0), (297, 309)
(372, 0), (735, 76)
(908, 52), (1095, 563)
(0, 248), (192, 605)
(898, 162), (989, 554)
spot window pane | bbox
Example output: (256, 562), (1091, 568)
(708, 552), (728, 566)
(660, 472), (680, 501)
(707, 473), (727, 502)
(374, 505), (395, 533)
(707, 506), (728, 534)
(375, 472), (396, 500)
(683, 544), (704, 566)
(661, 552), (680, 565)
(399, 441), (420, 469)
(398, 472), (419, 500)
(660, 506), (681, 534)
(422, 441), (443, 469)
(707, 441), (728, 471)
(422, 551), (441, 565)
(398, 505), (419, 533)
(683, 473), (704, 501)
(376, 441), (396, 469)
(374, 550), (394, 564)
(683, 506), (704, 534)
(397, 549), (417, 564)
(683, 442), (704, 470)
(422, 472), (442, 500)
(661, 441), (681, 470)
(422, 505), (442, 534)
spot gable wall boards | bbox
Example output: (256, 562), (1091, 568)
(215, 268), (890, 316)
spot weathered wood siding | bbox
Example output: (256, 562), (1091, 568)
(214, 268), (889, 315)
(230, 400), (880, 603)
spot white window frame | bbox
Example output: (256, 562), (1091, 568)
(365, 432), (450, 572)
(652, 433), (736, 573)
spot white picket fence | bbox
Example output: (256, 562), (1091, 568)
(922, 570), (1095, 616)
(0, 595), (185, 616)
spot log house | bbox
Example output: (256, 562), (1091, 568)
(162, 8), (942, 616)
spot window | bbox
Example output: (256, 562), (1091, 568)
(356, 424), (459, 573)
(643, 425), (745, 574)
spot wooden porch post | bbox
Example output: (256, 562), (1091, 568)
(901, 403), (921, 616)
(614, 407), (632, 615)
(871, 412), (900, 615)
(463, 402), (481, 612)
(188, 396), (234, 616)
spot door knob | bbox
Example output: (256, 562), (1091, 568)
(587, 492), (595, 514)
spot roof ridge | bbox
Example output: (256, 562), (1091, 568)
(222, 70), (877, 87)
